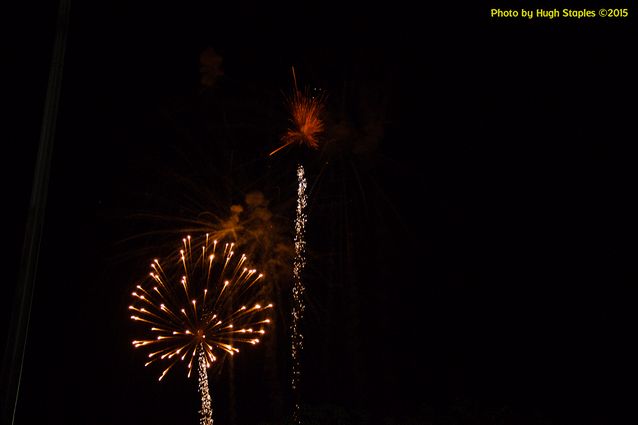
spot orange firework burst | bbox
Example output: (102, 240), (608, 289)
(129, 235), (273, 381)
(270, 68), (325, 156)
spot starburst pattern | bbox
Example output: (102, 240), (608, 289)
(129, 235), (273, 381)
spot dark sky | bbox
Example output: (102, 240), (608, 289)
(3, 1), (637, 424)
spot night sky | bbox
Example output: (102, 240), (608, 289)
(3, 1), (637, 424)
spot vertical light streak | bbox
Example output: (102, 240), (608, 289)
(197, 346), (213, 425)
(291, 163), (307, 424)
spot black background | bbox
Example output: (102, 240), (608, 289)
(3, 1), (636, 424)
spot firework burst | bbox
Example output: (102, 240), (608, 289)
(270, 68), (325, 156)
(129, 235), (273, 424)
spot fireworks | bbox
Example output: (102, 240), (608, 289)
(129, 235), (273, 423)
(270, 67), (325, 156)
(269, 67), (324, 424)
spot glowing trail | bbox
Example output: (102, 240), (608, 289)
(198, 347), (213, 425)
(291, 164), (307, 423)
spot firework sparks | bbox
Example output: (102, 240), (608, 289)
(129, 235), (273, 424)
(270, 67), (325, 156)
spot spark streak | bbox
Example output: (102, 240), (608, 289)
(291, 164), (307, 424)
(198, 346), (213, 425)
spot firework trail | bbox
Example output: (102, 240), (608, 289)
(270, 68), (324, 424)
(197, 346), (213, 425)
(290, 164), (307, 422)
(129, 235), (272, 425)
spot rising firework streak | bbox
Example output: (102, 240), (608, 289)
(270, 67), (325, 424)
